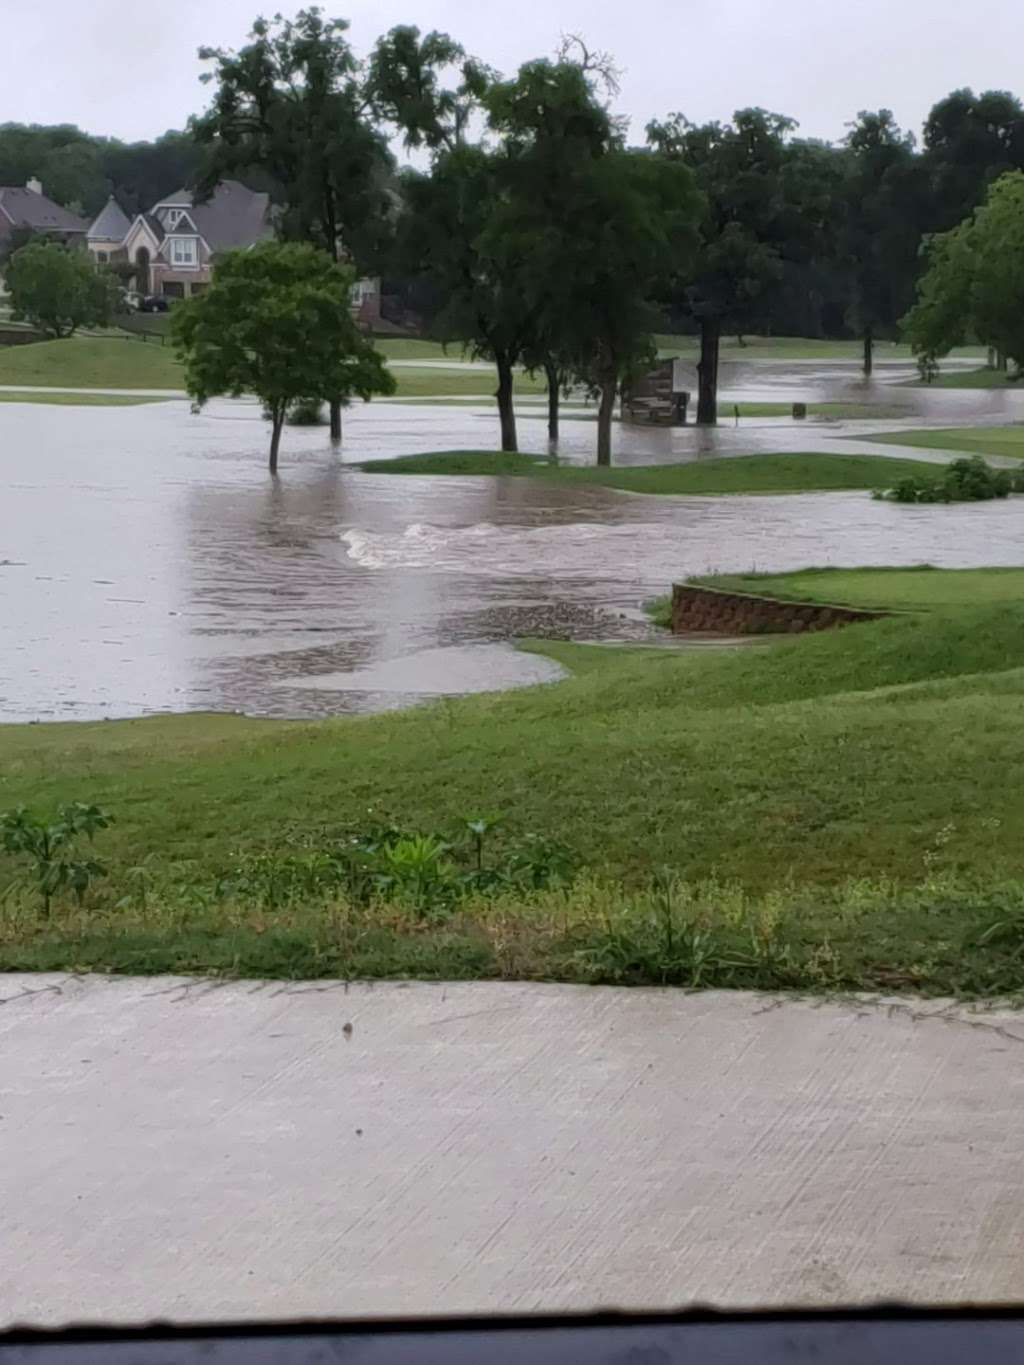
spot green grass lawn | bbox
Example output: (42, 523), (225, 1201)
(358, 450), (943, 494)
(0, 390), (171, 406)
(4, 598), (1024, 992)
(0, 337), (184, 389)
(918, 367), (1023, 389)
(386, 366), (546, 398)
(864, 426), (1024, 459)
(695, 566), (1024, 611)
(0, 335), (545, 399)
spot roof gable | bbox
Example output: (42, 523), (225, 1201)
(0, 187), (88, 233)
(124, 213), (165, 253)
(88, 196), (132, 243)
(166, 180), (273, 252)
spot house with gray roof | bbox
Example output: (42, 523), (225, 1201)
(91, 179), (274, 298)
(0, 178), (89, 250)
(86, 196), (132, 264)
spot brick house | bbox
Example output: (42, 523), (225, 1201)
(87, 180), (274, 298)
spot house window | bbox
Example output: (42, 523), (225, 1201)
(166, 209), (185, 228)
(96, 250), (108, 263)
(170, 238), (198, 267)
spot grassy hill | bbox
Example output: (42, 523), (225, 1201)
(4, 584), (1024, 992)
(0, 336), (185, 388)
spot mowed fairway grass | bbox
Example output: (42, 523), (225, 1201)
(359, 450), (944, 494)
(5, 583), (1024, 993)
(0, 390), (172, 406)
(862, 425), (1024, 460)
(696, 566), (1024, 611)
(0, 337), (185, 388)
(0, 336), (543, 399)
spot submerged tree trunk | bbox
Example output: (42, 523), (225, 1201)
(863, 325), (874, 378)
(495, 353), (518, 452)
(697, 316), (720, 426)
(596, 376), (617, 467)
(329, 399), (343, 441)
(269, 407), (285, 475)
(544, 358), (560, 443)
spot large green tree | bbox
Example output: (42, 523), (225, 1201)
(371, 26), (545, 450)
(193, 7), (395, 440)
(512, 149), (701, 464)
(172, 241), (394, 474)
(483, 52), (619, 443)
(6, 241), (118, 338)
(923, 88), (1024, 232)
(842, 110), (930, 375)
(395, 146), (531, 451)
(903, 171), (1024, 374)
(647, 109), (800, 424)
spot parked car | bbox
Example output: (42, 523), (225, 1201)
(138, 295), (170, 313)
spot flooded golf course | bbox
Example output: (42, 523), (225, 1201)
(2, 358), (1023, 722)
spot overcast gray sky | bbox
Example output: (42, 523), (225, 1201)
(4, 0), (1024, 150)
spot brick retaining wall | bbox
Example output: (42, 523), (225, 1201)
(671, 583), (890, 635)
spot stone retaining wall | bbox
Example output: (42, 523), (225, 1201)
(671, 583), (889, 636)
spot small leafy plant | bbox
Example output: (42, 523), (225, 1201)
(1, 803), (113, 915)
(876, 455), (1024, 504)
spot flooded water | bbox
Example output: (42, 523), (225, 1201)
(1, 380), (1023, 722)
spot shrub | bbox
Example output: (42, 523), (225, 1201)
(878, 455), (1023, 504)
(287, 397), (327, 426)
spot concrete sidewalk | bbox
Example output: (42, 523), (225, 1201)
(2, 976), (1023, 1326)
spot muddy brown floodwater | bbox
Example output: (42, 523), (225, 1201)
(1, 374), (1022, 722)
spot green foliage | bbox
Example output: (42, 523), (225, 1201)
(215, 821), (575, 919)
(6, 242), (119, 338)
(1, 803), (112, 915)
(0, 124), (200, 218)
(172, 240), (394, 470)
(841, 110), (929, 364)
(923, 88), (1024, 232)
(368, 25), (491, 153)
(506, 145), (702, 463)
(193, 9), (393, 269)
(286, 397), (326, 425)
(903, 172), (1024, 369)
(877, 455), (1023, 503)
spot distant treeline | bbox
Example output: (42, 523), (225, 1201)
(3, 83), (1023, 350)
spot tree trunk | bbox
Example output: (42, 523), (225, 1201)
(863, 326), (874, 378)
(269, 408), (285, 475)
(495, 354), (518, 452)
(596, 377), (617, 466)
(329, 399), (343, 442)
(544, 359), (560, 444)
(697, 316), (720, 426)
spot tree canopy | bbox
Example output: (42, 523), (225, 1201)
(172, 241), (394, 473)
(6, 241), (119, 338)
(903, 171), (1024, 373)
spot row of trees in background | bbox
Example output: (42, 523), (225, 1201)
(5, 15), (1024, 457)
(0, 125), (205, 218)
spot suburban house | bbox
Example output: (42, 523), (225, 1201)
(86, 180), (274, 298)
(0, 178), (88, 251)
(84, 177), (384, 320)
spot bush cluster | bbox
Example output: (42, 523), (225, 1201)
(877, 454), (1024, 503)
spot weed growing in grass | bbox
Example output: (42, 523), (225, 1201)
(1, 803), (113, 916)
(214, 822), (576, 919)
